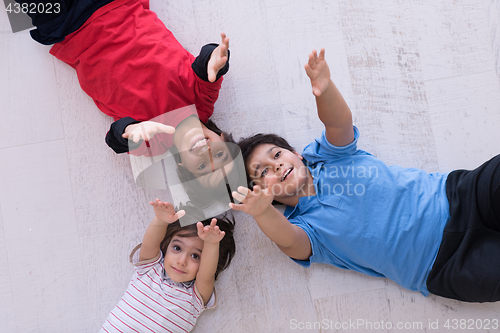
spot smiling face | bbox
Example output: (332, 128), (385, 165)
(173, 117), (232, 177)
(246, 144), (314, 204)
(163, 235), (204, 283)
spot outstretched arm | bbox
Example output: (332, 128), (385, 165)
(140, 199), (185, 262)
(122, 121), (175, 143)
(105, 117), (141, 153)
(191, 33), (230, 117)
(105, 118), (175, 153)
(230, 186), (312, 260)
(207, 33), (230, 83)
(305, 49), (354, 146)
(194, 219), (225, 305)
(191, 33), (231, 83)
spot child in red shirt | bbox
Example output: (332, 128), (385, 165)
(20, 0), (233, 166)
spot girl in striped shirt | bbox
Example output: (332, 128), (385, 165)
(100, 199), (235, 332)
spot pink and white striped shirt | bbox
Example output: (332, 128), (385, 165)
(100, 245), (215, 333)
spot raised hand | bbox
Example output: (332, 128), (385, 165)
(304, 48), (331, 97)
(229, 185), (275, 218)
(197, 218), (225, 243)
(207, 33), (229, 83)
(150, 199), (185, 224)
(122, 121), (175, 143)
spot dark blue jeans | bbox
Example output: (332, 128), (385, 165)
(427, 154), (500, 302)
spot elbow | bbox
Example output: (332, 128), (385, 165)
(277, 244), (312, 261)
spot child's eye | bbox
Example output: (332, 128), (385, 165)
(173, 245), (181, 252)
(197, 163), (206, 170)
(274, 151), (281, 159)
(260, 168), (268, 178)
(191, 253), (200, 260)
(215, 151), (224, 158)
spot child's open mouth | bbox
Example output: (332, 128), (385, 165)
(190, 137), (208, 152)
(281, 167), (293, 182)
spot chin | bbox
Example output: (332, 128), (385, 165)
(170, 275), (187, 283)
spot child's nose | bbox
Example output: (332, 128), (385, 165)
(177, 254), (188, 266)
(274, 162), (283, 171)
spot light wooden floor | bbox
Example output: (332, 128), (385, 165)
(1, 0), (500, 332)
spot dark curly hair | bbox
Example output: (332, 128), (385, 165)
(237, 133), (296, 187)
(159, 204), (235, 280)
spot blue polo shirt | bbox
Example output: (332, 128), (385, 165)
(284, 127), (450, 295)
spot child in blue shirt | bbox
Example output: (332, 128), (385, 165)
(231, 49), (500, 303)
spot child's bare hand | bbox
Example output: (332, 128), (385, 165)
(150, 199), (185, 224)
(207, 33), (229, 83)
(197, 218), (225, 243)
(304, 48), (330, 97)
(229, 185), (275, 218)
(123, 121), (175, 143)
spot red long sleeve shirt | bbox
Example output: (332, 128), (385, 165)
(49, 0), (221, 125)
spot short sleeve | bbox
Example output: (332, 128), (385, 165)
(287, 217), (317, 268)
(193, 284), (216, 310)
(129, 243), (162, 276)
(301, 126), (361, 163)
(288, 216), (351, 270)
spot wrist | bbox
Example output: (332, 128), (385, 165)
(253, 204), (275, 220)
(202, 239), (221, 247)
(150, 216), (170, 228)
